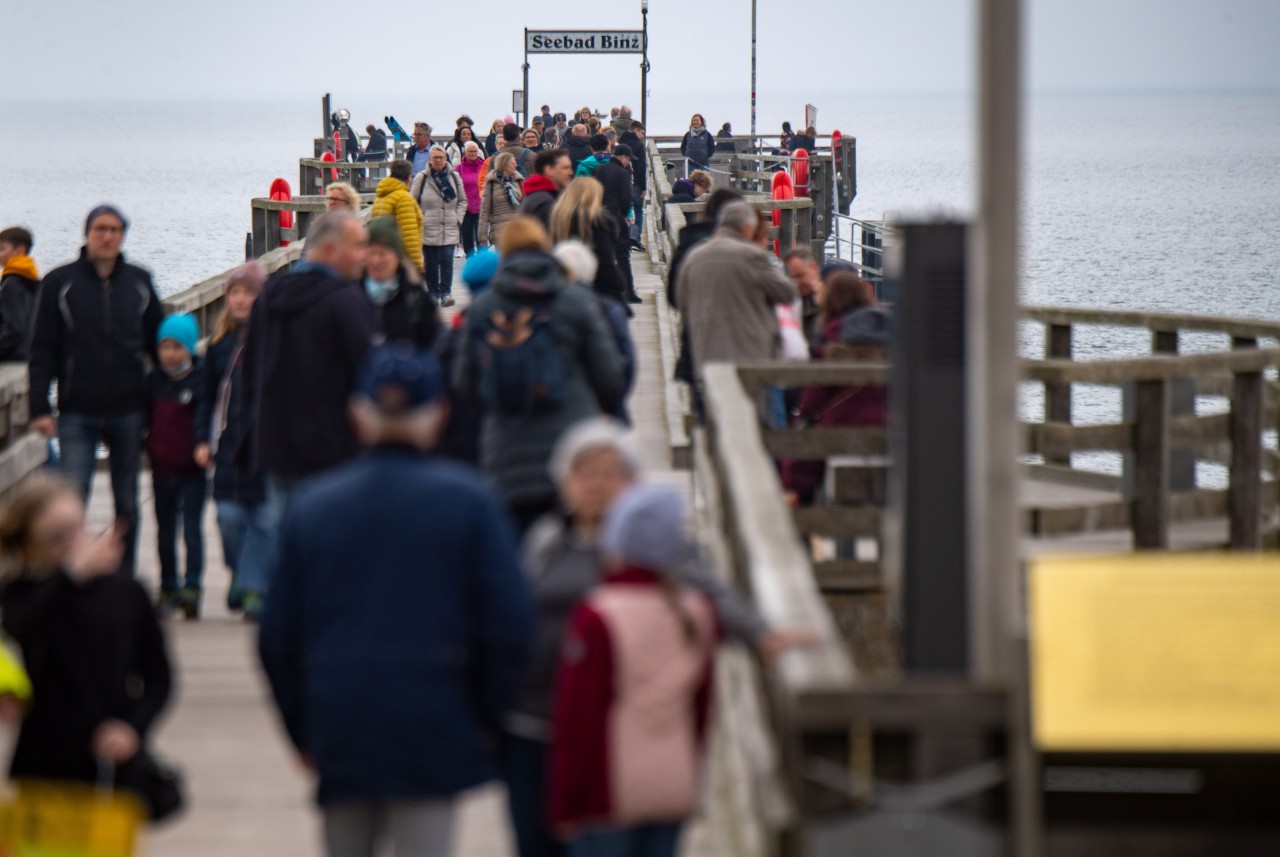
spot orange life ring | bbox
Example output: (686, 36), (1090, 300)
(268, 178), (293, 246)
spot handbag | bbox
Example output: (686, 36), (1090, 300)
(112, 751), (186, 823)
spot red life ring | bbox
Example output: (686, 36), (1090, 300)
(268, 178), (293, 246)
(791, 148), (810, 198)
(771, 171), (795, 256)
(320, 151), (339, 182)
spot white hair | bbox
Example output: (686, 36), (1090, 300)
(549, 417), (642, 485)
(717, 200), (759, 235)
(552, 239), (598, 286)
(464, 140), (481, 153)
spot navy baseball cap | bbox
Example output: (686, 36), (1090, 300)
(356, 344), (445, 414)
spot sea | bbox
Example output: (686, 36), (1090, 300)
(1, 90), (1278, 462)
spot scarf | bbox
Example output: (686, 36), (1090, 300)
(498, 173), (521, 208)
(430, 167), (458, 203)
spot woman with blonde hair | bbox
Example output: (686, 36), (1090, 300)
(548, 177), (624, 304)
(478, 152), (524, 249)
(324, 181), (361, 211)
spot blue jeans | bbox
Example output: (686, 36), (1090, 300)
(215, 499), (278, 596)
(58, 411), (145, 576)
(153, 473), (208, 591)
(423, 244), (455, 299)
(568, 824), (682, 857)
(461, 212), (480, 257)
(630, 186), (645, 243)
(500, 733), (565, 857)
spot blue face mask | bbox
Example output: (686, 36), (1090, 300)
(364, 276), (395, 305)
(164, 359), (193, 378)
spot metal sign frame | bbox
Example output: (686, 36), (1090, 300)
(522, 17), (650, 130)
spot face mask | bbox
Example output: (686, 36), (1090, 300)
(164, 359), (193, 378)
(365, 276), (395, 305)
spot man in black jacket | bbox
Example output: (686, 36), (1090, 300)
(618, 121), (648, 251)
(29, 205), (164, 576)
(518, 149), (572, 227)
(596, 144), (641, 304)
(0, 226), (40, 361)
(242, 211), (380, 511)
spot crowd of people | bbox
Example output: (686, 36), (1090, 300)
(0, 100), (877, 857)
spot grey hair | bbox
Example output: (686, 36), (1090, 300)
(717, 200), (759, 235)
(429, 145), (448, 157)
(552, 239), (598, 285)
(464, 140), (481, 153)
(305, 210), (360, 252)
(549, 417), (642, 485)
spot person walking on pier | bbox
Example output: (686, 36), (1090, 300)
(520, 148), (573, 228)
(549, 178), (626, 307)
(259, 345), (533, 857)
(370, 160), (424, 272)
(595, 143), (641, 304)
(680, 114), (715, 176)
(147, 314), (209, 619)
(364, 217), (442, 349)
(28, 205), (163, 577)
(243, 211), (379, 508)
(410, 147), (466, 306)
(478, 152), (525, 250)
(0, 226), (39, 361)
(458, 141), (486, 258)
(407, 122), (434, 179)
(618, 122), (648, 251)
(195, 261), (274, 620)
(566, 125), (593, 171)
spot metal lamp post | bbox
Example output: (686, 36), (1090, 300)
(641, 0), (650, 128)
(750, 0), (757, 140)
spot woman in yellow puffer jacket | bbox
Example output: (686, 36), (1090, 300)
(369, 160), (424, 270)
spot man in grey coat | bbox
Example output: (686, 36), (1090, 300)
(675, 201), (797, 379)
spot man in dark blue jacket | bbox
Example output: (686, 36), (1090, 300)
(28, 205), (164, 576)
(242, 211), (379, 510)
(259, 345), (533, 856)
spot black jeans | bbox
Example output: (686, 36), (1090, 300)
(615, 236), (635, 297)
(153, 473), (208, 591)
(460, 212), (480, 257)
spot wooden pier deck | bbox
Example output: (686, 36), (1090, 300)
(79, 253), (706, 857)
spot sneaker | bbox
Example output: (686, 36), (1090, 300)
(242, 592), (264, 623)
(226, 585), (245, 612)
(442, 296), (456, 307)
(626, 292), (644, 304)
(155, 588), (180, 618)
(631, 240), (646, 252)
(178, 586), (202, 621)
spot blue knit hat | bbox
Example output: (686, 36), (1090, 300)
(462, 248), (500, 294)
(85, 204), (129, 236)
(601, 484), (690, 572)
(356, 344), (445, 414)
(157, 314), (199, 356)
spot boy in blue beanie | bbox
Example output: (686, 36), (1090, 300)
(148, 313), (209, 618)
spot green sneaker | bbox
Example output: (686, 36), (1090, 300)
(178, 586), (202, 621)
(241, 592), (264, 623)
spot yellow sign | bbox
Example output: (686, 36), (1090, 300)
(1030, 552), (1280, 752)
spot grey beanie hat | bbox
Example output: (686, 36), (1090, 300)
(601, 484), (689, 571)
(85, 204), (129, 235)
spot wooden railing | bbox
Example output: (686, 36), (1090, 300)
(249, 194), (375, 258)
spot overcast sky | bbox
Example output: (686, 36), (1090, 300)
(4, 0), (1277, 102)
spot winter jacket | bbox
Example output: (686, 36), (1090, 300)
(667, 178), (697, 206)
(0, 255), (39, 361)
(509, 515), (766, 740)
(715, 129), (735, 154)
(680, 128), (715, 167)
(437, 314), (484, 465)
(665, 220), (715, 307)
(789, 134), (817, 154)
(457, 156), (485, 215)
(259, 448), (535, 806)
(780, 378), (889, 504)
(242, 262), (380, 479)
(517, 175), (559, 227)
(478, 172), (524, 247)
(147, 364), (205, 479)
(549, 567), (717, 830)
(595, 157), (635, 228)
(618, 132), (647, 193)
(505, 145), (536, 177)
(374, 263), (442, 350)
(485, 133), (499, 156)
(370, 177), (425, 270)
(364, 128), (388, 156)
(676, 231), (797, 378)
(453, 251), (625, 507)
(198, 332), (266, 506)
(406, 144), (433, 178)
(566, 135), (594, 169)
(2, 570), (171, 785)
(574, 152), (610, 178)
(561, 213), (625, 305)
(410, 166), (466, 247)
(28, 249), (163, 418)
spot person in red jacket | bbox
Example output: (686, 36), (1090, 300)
(549, 484), (719, 857)
(147, 314), (208, 618)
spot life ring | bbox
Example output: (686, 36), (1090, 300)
(771, 170), (795, 256)
(320, 151), (339, 182)
(791, 148), (810, 198)
(268, 178), (293, 247)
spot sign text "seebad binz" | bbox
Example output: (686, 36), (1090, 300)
(526, 30), (644, 54)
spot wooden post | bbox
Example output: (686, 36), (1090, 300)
(296, 210), (315, 245)
(1132, 378), (1171, 549)
(778, 208), (796, 255)
(1044, 323), (1072, 465)
(1230, 336), (1263, 549)
(251, 206), (268, 260)
(264, 207), (282, 255)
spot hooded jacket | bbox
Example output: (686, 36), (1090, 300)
(618, 131), (647, 193)
(242, 262), (380, 479)
(0, 254), (39, 361)
(198, 331), (266, 506)
(369, 177), (425, 270)
(517, 174), (560, 227)
(573, 152), (610, 178)
(595, 157), (635, 229)
(28, 249), (163, 418)
(457, 155), (485, 214)
(409, 166), (466, 247)
(566, 135), (594, 169)
(454, 251), (625, 507)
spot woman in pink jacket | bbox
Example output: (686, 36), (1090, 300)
(457, 140), (485, 258)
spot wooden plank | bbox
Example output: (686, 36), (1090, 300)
(1026, 501), (1132, 537)
(1230, 339), (1264, 548)
(1026, 421), (1132, 456)
(793, 506), (881, 538)
(735, 361), (889, 389)
(827, 460), (888, 505)
(1044, 323), (1073, 466)
(1022, 304), (1280, 341)
(652, 276), (691, 470)
(763, 427), (886, 459)
(249, 198), (330, 213)
(1132, 379), (1170, 548)
(813, 560), (881, 592)
(791, 680), (1008, 732)
(1025, 347), (1280, 385)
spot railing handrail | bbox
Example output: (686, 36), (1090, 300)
(1023, 304), (1280, 340)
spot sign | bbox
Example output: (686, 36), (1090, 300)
(805, 103), (818, 130)
(512, 90), (525, 114)
(526, 30), (644, 54)
(1030, 553), (1280, 752)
